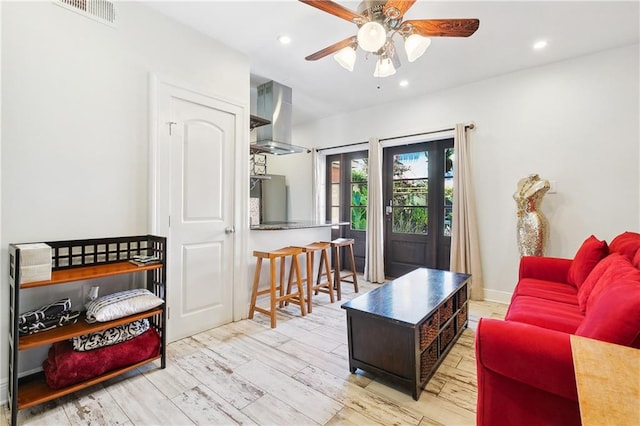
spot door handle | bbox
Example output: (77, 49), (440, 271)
(225, 227), (235, 234)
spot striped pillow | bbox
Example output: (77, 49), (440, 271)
(85, 289), (163, 323)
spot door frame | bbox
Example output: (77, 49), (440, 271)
(148, 74), (250, 332)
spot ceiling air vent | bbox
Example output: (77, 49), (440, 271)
(54, 0), (117, 27)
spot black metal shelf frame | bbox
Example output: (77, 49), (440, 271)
(8, 235), (167, 425)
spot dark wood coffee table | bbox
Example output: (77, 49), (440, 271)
(341, 268), (471, 400)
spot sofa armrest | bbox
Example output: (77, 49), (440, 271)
(519, 256), (572, 283)
(476, 318), (578, 401)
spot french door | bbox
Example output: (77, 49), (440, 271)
(383, 139), (454, 277)
(325, 150), (368, 272)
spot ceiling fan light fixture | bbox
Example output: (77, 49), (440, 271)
(404, 34), (431, 62)
(373, 56), (396, 78)
(334, 46), (356, 71)
(357, 21), (387, 53)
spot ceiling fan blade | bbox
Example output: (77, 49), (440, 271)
(383, 0), (417, 18)
(298, 0), (364, 23)
(305, 36), (357, 61)
(403, 19), (480, 37)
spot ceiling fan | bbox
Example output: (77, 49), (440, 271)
(299, 0), (479, 77)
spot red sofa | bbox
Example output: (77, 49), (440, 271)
(476, 231), (640, 426)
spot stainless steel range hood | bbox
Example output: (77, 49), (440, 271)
(251, 81), (306, 155)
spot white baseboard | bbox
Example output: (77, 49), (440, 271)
(482, 288), (512, 305)
(0, 377), (7, 406)
(0, 367), (43, 407)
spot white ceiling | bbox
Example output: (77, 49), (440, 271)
(145, 1), (639, 125)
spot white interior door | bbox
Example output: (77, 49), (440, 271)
(158, 84), (237, 342)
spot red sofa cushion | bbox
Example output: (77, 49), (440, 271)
(506, 296), (583, 333)
(634, 249), (640, 269)
(586, 255), (640, 312)
(609, 231), (640, 261)
(575, 276), (640, 347)
(566, 235), (608, 288)
(578, 254), (639, 313)
(512, 278), (578, 305)
(577, 254), (620, 312)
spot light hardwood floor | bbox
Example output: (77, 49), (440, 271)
(3, 278), (507, 426)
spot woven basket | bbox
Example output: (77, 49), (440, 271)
(419, 312), (439, 350)
(439, 322), (455, 355)
(457, 284), (468, 308)
(456, 303), (468, 333)
(420, 341), (438, 381)
(438, 299), (454, 328)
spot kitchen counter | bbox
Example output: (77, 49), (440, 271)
(250, 221), (348, 230)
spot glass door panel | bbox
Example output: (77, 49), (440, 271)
(384, 140), (454, 277)
(330, 160), (340, 229)
(443, 148), (454, 237)
(392, 152), (429, 235)
(325, 151), (368, 272)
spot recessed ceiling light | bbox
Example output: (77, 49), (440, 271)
(399, 80), (409, 87)
(533, 40), (548, 50)
(278, 35), (292, 45)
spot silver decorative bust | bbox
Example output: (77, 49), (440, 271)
(513, 174), (550, 256)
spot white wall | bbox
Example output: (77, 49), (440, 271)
(1, 1), (249, 400)
(284, 44), (640, 302)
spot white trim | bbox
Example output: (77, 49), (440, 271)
(0, 377), (6, 405)
(482, 288), (513, 304)
(316, 126), (457, 156)
(318, 143), (369, 156)
(0, 0), (3, 402)
(381, 129), (455, 148)
(232, 102), (250, 323)
(148, 74), (160, 234)
(0, 364), (43, 405)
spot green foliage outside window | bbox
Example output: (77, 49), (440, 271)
(351, 167), (367, 183)
(444, 186), (454, 203)
(351, 207), (366, 230)
(393, 207), (428, 234)
(392, 154), (429, 234)
(351, 164), (368, 230)
(444, 185), (454, 235)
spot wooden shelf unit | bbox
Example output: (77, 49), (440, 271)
(16, 356), (162, 410)
(18, 307), (163, 350)
(8, 235), (167, 425)
(20, 261), (163, 289)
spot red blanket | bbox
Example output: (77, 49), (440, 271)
(43, 327), (161, 389)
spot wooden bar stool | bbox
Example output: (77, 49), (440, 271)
(329, 238), (359, 300)
(291, 242), (334, 313)
(249, 247), (306, 328)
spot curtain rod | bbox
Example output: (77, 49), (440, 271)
(315, 123), (474, 152)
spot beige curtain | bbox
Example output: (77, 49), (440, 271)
(312, 148), (325, 223)
(450, 124), (484, 300)
(364, 137), (385, 283)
